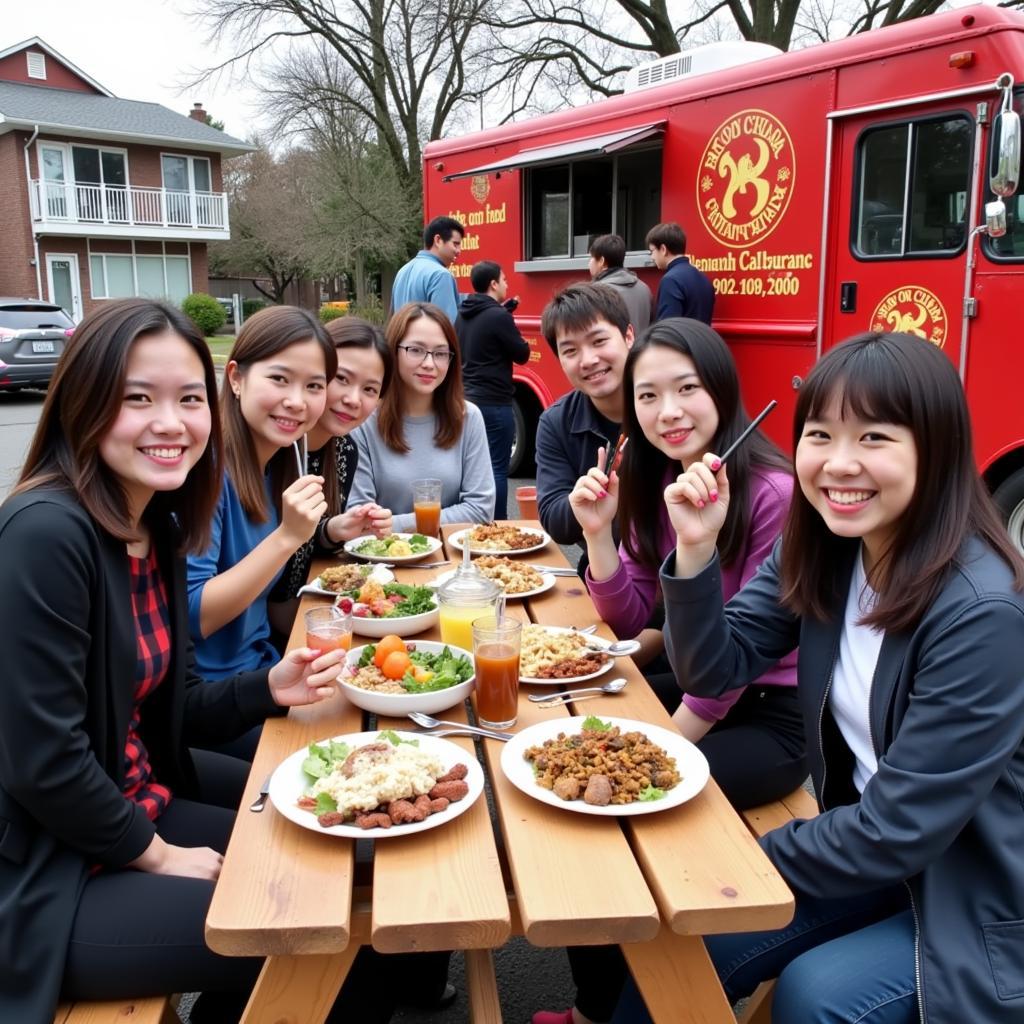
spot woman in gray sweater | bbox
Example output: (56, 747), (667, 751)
(346, 302), (495, 529)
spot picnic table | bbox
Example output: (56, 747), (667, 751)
(205, 522), (794, 1023)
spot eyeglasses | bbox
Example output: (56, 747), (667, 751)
(397, 344), (454, 365)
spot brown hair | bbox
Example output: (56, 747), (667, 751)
(378, 303), (465, 453)
(13, 298), (221, 553)
(589, 234), (626, 268)
(618, 319), (791, 570)
(645, 221), (686, 254)
(222, 306), (336, 522)
(779, 332), (1024, 629)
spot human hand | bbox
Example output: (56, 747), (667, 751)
(129, 834), (223, 880)
(268, 646), (345, 706)
(280, 474), (327, 548)
(568, 445), (619, 538)
(365, 503), (393, 538)
(664, 453), (730, 550)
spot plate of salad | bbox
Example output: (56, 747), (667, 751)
(333, 579), (439, 637)
(337, 637), (476, 715)
(343, 532), (442, 563)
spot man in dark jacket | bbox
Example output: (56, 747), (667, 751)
(455, 260), (530, 518)
(588, 233), (653, 336)
(536, 283), (633, 576)
(646, 221), (715, 324)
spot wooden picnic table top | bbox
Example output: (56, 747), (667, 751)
(205, 520), (794, 1021)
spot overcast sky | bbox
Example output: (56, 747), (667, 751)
(4, 0), (265, 140)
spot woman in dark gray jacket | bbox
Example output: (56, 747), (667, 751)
(612, 332), (1024, 1024)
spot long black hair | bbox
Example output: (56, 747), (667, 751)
(618, 318), (791, 570)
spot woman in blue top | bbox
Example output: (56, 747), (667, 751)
(187, 306), (336, 684)
(612, 332), (1024, 1024)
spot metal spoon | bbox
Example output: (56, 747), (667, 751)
(528, 677), (628, 703)
(585, 639), (642, 657)
(406, 711), (513, 740)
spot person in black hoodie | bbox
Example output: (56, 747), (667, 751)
(456, 260), (530, 517)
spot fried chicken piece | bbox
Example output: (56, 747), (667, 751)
(553, 776), (581, 801)
(388, 798), (429, 824)
(340, 742), (392, 778)
(297, 795), (317, 809)
(354, 812), (393, 830)
(430, 797), (450, 813)
(317, 811), (346, 827)
(654, 770), (676, 789)
(436, 763), (469, 783)
(429, 779), (469, 802)
(414, 794), (433, 817)
(583, 774), (614, 806)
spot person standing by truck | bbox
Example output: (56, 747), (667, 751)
(646, 221), (715, 324)
(456, 260), (531, 518)
(391, 215), (464, 324)
(588, 234), (653, 335)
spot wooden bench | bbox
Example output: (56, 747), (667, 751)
(735, 784), (819, 1024)
(54, 996), (177, 1024)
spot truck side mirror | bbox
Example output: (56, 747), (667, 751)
(990, 77), (1020, 198)
(986, 199), (1008, 237)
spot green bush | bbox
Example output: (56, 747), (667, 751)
(182, 292), (227, 336)
(349, 295), (387, 326)
(242, 298), (268, 319)
(318, 304), (349, 324)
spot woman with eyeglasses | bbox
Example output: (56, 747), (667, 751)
(346, 302), (495, 529)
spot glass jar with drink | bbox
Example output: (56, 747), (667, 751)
(473, 616), (521, 729)
(437, 564), (502, 651)
(412, 478), (442, 537)
(304, 605), (353, 653)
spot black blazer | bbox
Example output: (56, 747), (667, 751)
(0, 488), (280, 1023)
(661, 537), (1024, 1023)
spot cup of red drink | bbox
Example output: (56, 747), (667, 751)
(304, 605), (353, 654)
(472, 616), (521, 729)
(412, 478), (442, 537)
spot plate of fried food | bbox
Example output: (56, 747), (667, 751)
(517, 624), (616, 685)
(304, 563), (395, 597)
(500, 715), (709, 816)
(270, 729), (484, 839)
(430, 556), (556, 600)
(448, 524), (550, 556)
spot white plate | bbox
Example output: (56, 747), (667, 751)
(343, 533), (443, 564)
(429, 567), (556, 601)
(269, 730), (484, 839)
(448, 528), (551, 557)
(501, 716), (709, 816)
(519, 626), (617, 686)
(350, 594), (439, 638)
(303, 565), (394, 597)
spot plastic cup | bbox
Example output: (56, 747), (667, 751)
(472, 616), (521, 729)
(304, 605), (353, 654)
(412, 478), (443, 537)
(515, 485), (538, 520)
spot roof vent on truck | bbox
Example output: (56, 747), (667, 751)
(623, 41), (782, 93)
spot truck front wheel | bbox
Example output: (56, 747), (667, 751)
(993, 468), (1024, 555)
(509, 393), (538, 477)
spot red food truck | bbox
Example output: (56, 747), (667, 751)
(422, 5), (1024, 546)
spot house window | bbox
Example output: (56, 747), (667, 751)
(72, 146), (129, 222)
(26, 52), (46, 80)
(91, 252), (191, 304)
(854, 115), (972, 258)
(525, 146), (662, 259)
(162, 155), (214, 226)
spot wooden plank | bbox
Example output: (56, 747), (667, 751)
(60, 998), (174, 1024)
(622, 928), (734, 1024)
(781, 786), (818, 820)
(736, 982), (775, 1024)
(239, 951), (356, 1024)
(465, 949), (504, 1024)
(53, 1005), (73, 1024)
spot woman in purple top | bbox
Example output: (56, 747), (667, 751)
(533, 319), (807, 1024)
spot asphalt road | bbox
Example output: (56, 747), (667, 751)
(0, 394), (583, 1024)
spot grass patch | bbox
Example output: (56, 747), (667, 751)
(206, 336), (235, 364)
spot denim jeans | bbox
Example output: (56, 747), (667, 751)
(478, 404), (515, 519)
(610, 886), (918, 1024)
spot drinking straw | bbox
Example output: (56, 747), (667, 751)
(611, 434), (629, 472)
(292, 440), (304, 477)
(495, 592), (506, 625)
(719, 400), (777, 465)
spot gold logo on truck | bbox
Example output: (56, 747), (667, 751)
(697, 110), (795, 249)
(870, 287), (948, 348)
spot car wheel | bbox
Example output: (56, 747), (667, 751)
(993, 468), (1024, 555)
(509, 397), (535, 477)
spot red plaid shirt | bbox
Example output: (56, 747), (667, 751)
(123, 548), (173, 821)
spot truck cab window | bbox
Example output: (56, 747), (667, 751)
(855, 115), (971, 258)
(525, 146), (663, 260)
(985, 91), (1024, 260)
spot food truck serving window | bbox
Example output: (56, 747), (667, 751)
(854, 114), (972, 259)
(526, 146), (662, 259)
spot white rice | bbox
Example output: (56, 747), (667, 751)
(311, 744), (446, 818)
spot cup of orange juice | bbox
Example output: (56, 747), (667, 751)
(473, 616), (521, 728)
(412, 478), (442, 537)
(304, 606), (353, 653)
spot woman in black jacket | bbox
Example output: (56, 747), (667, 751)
(611, 332), (1024, 1024)
(0, 300), (357, 1023)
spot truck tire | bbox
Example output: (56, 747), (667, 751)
(993, 468), (1024, 555)
(509, 396), (536, 477)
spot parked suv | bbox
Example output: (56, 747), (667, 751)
(0, 299), (75, 391)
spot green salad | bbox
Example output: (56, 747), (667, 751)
(357, 642), (474, 693)
(356, 533), (432, 556)
(340, 582), (435, 619)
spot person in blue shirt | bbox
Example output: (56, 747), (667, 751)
(646, 221), (715, 324)
(187, 306), (336, 694)
(391, 215), (464, 323)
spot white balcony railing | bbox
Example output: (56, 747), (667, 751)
(29, 180), (229, 231)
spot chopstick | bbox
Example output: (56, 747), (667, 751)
(610, 433), (629, 472)
(718, 400), (777, 466)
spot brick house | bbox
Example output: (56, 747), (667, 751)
(0, 36), (252, 321)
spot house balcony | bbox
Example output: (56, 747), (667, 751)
(29, 180), (231, 241)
